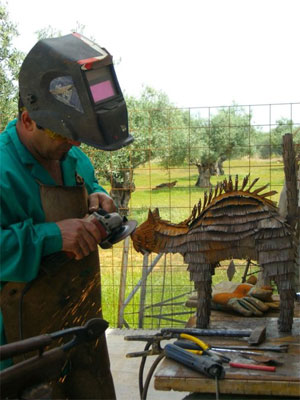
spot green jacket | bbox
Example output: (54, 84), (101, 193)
(0, 119), (107, 369)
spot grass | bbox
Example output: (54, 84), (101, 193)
(99, 157), (285, 328)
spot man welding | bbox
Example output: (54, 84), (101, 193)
(0, 33), (133, 399)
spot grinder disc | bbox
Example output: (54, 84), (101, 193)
(100, 220), (137, 249)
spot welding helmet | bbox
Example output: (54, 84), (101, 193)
(18, 33), (133, 150)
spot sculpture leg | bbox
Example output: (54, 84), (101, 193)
(274, 276), (295, 332)
(194, 265), (213, 328)
(195, 280), (211, 328)
(262, 259), (295, 333)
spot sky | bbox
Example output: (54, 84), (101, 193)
(4, 0), (300, 114)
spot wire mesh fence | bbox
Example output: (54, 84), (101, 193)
(92, 102), (300, 329)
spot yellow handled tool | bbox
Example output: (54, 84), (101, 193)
(177, 333), (230, 363)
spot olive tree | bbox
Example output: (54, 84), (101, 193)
(83, 86), (188, 214)
(156, 104), (255, 187)
(256, 118), (296, 159)
(189, 105), (255, 187)
(0, 2), (24, 130)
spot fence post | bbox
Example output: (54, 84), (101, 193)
(138, 252), (149, 328)
(117, 236), (130, 328)
(282, 134), (298, 229)
(282, 133), (299, 292)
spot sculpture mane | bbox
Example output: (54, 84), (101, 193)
(132, 175), (279, 254)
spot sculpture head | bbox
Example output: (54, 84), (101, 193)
(131, 209), (159, 254)
(131, 208), (190, 255)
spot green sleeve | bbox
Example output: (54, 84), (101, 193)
(0, 220), (62, 283)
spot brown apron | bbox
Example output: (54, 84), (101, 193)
(1, 182), (116, 400)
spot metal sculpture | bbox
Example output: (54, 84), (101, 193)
(131, 175), (295, 332)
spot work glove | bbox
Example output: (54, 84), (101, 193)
(211, 281), (275, 317)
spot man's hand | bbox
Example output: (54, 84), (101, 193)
(88, 192), (117, 213)
(56, 218), (102, 260)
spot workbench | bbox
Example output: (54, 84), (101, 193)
(154, 305), (300, 399)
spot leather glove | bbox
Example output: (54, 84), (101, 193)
(211, 281), (274, 317)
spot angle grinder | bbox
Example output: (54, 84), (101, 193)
(86, 208), (137, 249)
(42, 209), (137, 268)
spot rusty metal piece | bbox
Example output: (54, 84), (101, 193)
(227, 260), (236, 281)
(247, 177), (260, 192)
(241, 174), (249, 190)
(241, 353), (283, 365)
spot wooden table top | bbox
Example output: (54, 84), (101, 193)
(154, 308), (300, 398)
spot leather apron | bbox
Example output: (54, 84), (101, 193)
(1, 181), (116, 400)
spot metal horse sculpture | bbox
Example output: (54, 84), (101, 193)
(131, 176), (295, 332)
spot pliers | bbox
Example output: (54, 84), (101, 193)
(174, 333), (231, 363)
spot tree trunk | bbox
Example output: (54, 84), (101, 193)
(215, 155), (226, 176)
(109, 171), (135, 216)
(195, 163), (211, 188)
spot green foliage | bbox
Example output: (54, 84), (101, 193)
(82, 86), (189, 212)
(35, 21), (86, 41)
(86, 94), (287, 194)
(83, 86), (183, 185)
(35, 26), (62, 40)
(256, 118), (294, 159)
(154, 107), (190, 168)
(189, 105), (254, 167)
(0, 1), (24, 130)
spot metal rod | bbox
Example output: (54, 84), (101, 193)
(142, 290), (194, 310)
(139, 253), (149, 328)
(123, 253), (163, 307)
(118, 236), (130, 328)
(158, 255), (167, 328)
